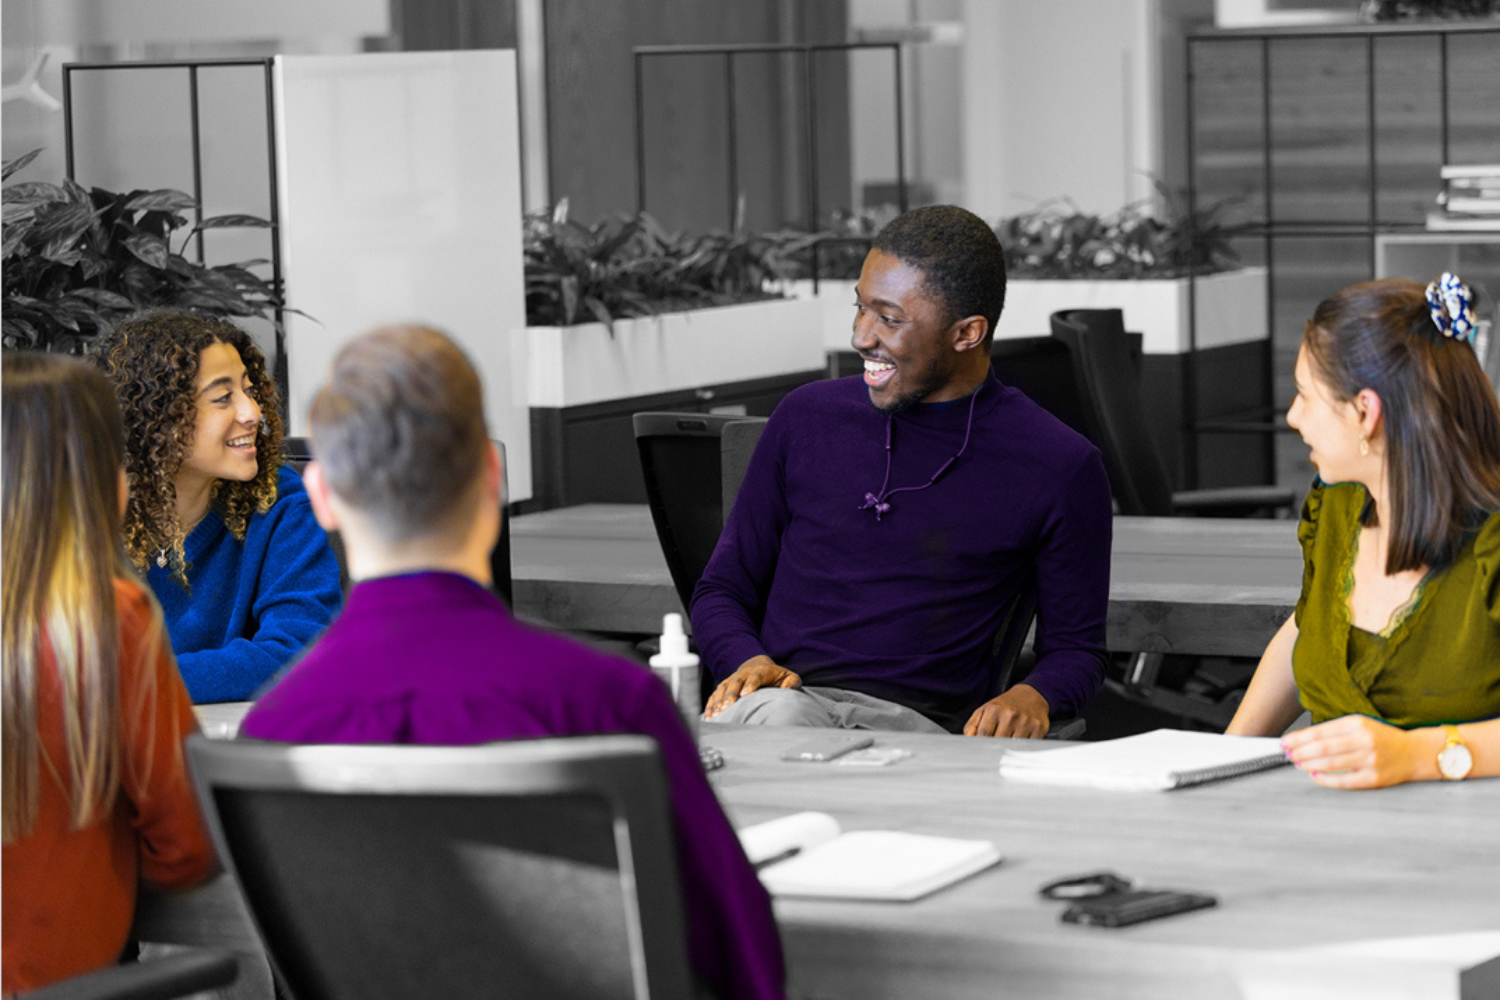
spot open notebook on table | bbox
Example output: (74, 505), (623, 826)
(998, 729), (1290, 791)
(738, 811), (1001, 902)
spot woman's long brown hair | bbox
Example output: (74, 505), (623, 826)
(2, 353), (152, 841)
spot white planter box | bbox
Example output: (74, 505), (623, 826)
(526, 297), (826, 409)
(997, 268), (1269, 354)
(792, 279), (860, 353)
(793, 269), (1268, 356)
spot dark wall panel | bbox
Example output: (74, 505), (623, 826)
(395, 0), (521, 50)
(544, 0), (849, 232)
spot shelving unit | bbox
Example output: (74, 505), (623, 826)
(1184, 20), (1500, 489)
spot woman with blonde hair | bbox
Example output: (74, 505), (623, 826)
(92, 311), (341, 703)
(2, 353), (216, 993)
(1229, 274), (1500, 787)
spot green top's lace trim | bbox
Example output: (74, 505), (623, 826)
(1341, 525), (1431, 641)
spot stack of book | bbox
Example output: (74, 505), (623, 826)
(1430, 165), (1500, 232)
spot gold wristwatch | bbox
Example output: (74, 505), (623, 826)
(1437, 724), (1473, 781)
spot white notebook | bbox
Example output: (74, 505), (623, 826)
(738, 811), (1001, 902)
(998, 729), (1290, 791)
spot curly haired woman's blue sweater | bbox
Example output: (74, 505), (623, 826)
(147, 466), (342, 703)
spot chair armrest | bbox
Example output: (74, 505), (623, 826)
(1170, 485), (1296, 517)
(1045, 717), (1087, 741)
(21, 950), (239, 1000)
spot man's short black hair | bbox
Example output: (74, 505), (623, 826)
(871, 205), (1006, 343)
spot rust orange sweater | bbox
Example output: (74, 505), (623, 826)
(3, 579), (217, 994)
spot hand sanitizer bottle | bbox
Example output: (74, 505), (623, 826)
(650, 613), (700, 738)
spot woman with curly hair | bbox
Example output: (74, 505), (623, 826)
(3, 353), (216, 993)
(1229, 274), (1500, 788)
(92, 311), (341, 703)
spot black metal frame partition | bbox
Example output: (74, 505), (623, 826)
(1181, 21), (1500, 489)
(60, 58), (288, 409)
(631, 42), (908, 285)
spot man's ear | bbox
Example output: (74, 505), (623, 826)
(117, 469), (129, 520)
(952, 315), (990, 353)
(301, 461), (340, 532)
(486, 441), (505, 507)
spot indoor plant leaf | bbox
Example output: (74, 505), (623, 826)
(123, 232), (171, 269)
(2, 149), (43, 182)
(194, 214), (274, 231)
(125, 189), (199, 213)
(68, 287), (137, 310)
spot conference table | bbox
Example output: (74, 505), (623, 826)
(511, 504), (1302, 658)
(712, 725), (1498, 999)
(145, 717), (1499, 999)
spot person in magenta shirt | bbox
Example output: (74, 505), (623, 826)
(241, 325), (785, 1000)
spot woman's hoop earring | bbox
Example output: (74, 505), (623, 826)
(1359, 436), (1369, 458)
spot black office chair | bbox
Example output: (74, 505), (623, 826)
(972, 578), (1085, 740)
(719, 417), (770, 518)
(187, 734), (695, 1000)
(631, 413), (750, 616)
(989, 335), (1095, 443)
(1047, 309), (1296, 518)
(633, 413), (763, 706)
(18, 951), (239, 1000)
(282, 437), (513, 607)
(1047, 310), (1285, 732)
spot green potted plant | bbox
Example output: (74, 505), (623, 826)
(995, 185), (1242, 281)
(522, 200), (827, 409)
(775, 206), (898, 362)
(2, 149), (284, 355)
(991, 185), (1265, 355)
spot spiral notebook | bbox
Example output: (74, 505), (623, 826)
(738, 811), (1002, 901)
(998, 729), (1290, 791)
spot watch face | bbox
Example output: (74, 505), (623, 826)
(1439, 742), (1473, 781)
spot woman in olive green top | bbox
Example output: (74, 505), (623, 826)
(1229, 274), (1500, 788)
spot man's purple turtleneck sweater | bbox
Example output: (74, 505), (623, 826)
(692, 371), (1112, 729)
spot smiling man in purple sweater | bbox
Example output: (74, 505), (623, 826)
(697, 205), (1112, 738)
(241, 326), (784, 1000)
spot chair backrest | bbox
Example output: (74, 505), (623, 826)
(22, 949), (240, 1000)
(720, 418), (769, 517)
(632, 412), (748, 612)
(976, 578), (1085, 740)
(984, 577), (1039, 701)
(1048, 309), (1176, 516)
(187, 734), (694, 1000)
(282, 437), (513, 606)
(988, 335), (1095, 441)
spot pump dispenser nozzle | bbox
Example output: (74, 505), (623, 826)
(660, 612), (690, 658)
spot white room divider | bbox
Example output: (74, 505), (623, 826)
(274, 50), (531, 501)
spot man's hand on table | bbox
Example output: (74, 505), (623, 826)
(963, 683), (1050, 738)
(703, 656), (802, 719)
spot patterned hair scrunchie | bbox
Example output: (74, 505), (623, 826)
(1425, 272), (1477, 343)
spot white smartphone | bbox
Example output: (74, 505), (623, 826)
(779, 734), (875, 762)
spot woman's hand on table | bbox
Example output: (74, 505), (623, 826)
(703, 656), (802, 719)
(1281, 714), (1440, 789)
